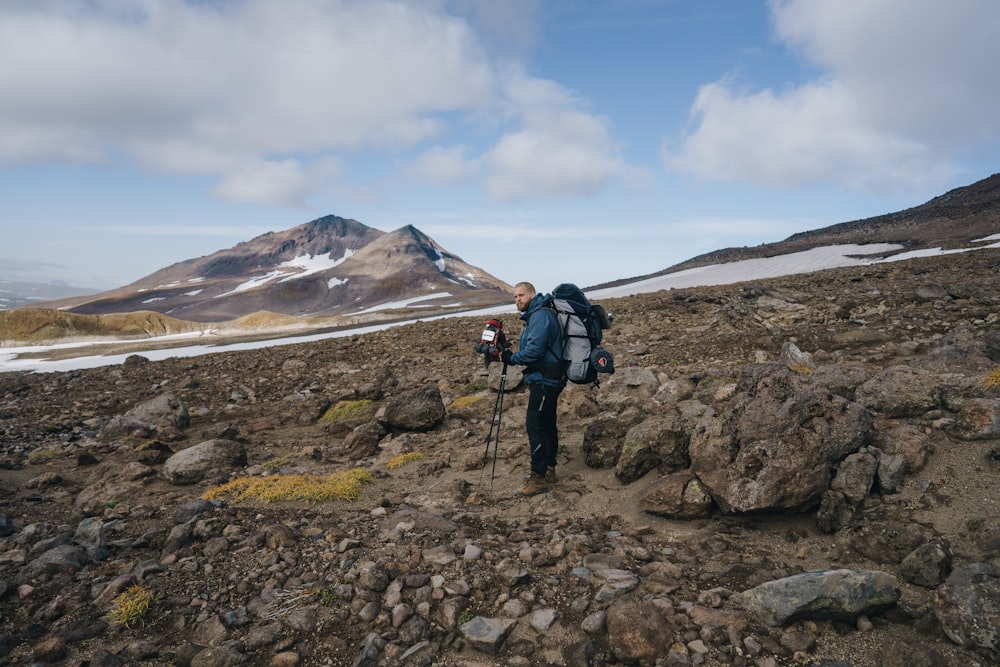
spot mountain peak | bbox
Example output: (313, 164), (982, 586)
(28, 216), (511, 323)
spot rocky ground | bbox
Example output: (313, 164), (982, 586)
(1, 249), (999, 667)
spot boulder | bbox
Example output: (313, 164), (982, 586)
(689, 364), (872, 513)
(829, 450), (878, 504)
(343, 421), (386, 459)
(382, 385), (445, 432)
(126, 392), (190, 429)
(732, 569), (900, 626)
(900, 538), (953, 588)
(606, 598), (674, 666)
(98, 415), (154, 442)
(855, 365), (941, 417)
(875, 422), (933, 472)
(639, 471), (713, 519)
(581, 417), (627, 469)
(933, 563), (1000, 657)
(163, 439), (247, 485)
(949, 398), (1000, 440)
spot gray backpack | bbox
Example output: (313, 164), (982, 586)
(549, 283), (614, 385)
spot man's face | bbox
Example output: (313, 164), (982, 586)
(513, 285), (534, 312)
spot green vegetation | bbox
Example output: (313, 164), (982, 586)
(979, 367), (1000, 388)
(203, 468), (374, 503)
(109, 585), (154, 628)
(26, 449), (60, 464)
(318, 400), (374, 424)
(451, 395), (486, 410)
(387, 452), (425, 470)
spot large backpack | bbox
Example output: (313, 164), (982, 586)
(549, 283), (615, 385)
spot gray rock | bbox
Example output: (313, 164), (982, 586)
(900, 538), (953, 588)
(74, 516), (107, 548)
(17, 544), (90, 583)
(352, 632), (386, 667)
(190, 644), (247, 667)
(126, 392), (190, 429)
(849, 518), (934, 564)
(949, 398), (1000, 440)
(855, 365), (941, 417)
(690, 364), (872, 513)
(933, 563), (1000, 656)
(830, 450), (878, 504)
(581, 417), (627, 469)
(875, 423), (933, 472)
(639, 471), (713, 519)
(732, 569), (900, 626)
(616, 414), (692, 484)
(874, 448), (907, 493)
(458, 615), (516, 655)
(593, 568), (640, 603)
(98, 414), (154, 442)
(343, 420), (386, 459)
(163, 439), (247, 485)
(382, 385), (445, 432)
(815, 489), (854, 534)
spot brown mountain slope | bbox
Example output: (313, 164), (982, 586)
(0, 308), (201, 342)
(592, 172), (1000, 289)
(28, 216), (511, 323)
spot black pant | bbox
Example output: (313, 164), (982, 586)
(525, 383), (562, 475)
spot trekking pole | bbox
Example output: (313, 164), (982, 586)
(480, 361), (507, 488)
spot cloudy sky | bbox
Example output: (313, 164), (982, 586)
(1, 0), (998, 293)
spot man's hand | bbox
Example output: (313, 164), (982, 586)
(500, 348), (513, 365)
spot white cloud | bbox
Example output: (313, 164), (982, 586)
(409, 145), (480, 186)
(403, 65), (630, 200)
(481, 69), (625, 200)
(663, 0), (1000, 192)
(0, 0), (630, 205)
(212, 159), (312, 207)
(0, 0), (497, 196)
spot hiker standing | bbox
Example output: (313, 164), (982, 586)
(501, 282), (566, 497)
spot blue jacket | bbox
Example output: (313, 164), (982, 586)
(510, 293), (566, 387)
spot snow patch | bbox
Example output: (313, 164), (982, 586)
(588, 244), (903, 300)
(350, 292), (453, 315)
(215, 250), (356, 297)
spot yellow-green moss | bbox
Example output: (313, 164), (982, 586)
(202, 468), (374, 503)
(450, 395), (486, 410)
(109, 585), (154, 628)
(387, 452), (425, 470)
(622, 439), (646, 454)
(26, 449), (60, 464)
(979, 367), (1000, 389)
(318, 400), (374, 424)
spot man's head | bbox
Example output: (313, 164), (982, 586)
(513, 281), (536, 312)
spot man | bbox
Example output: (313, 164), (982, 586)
(500, 282), (565, 497)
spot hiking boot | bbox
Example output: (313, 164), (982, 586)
(515, 471), (549, 497)
(545, 466), (557, 484)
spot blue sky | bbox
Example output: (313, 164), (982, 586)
(2, 0), (998, 293)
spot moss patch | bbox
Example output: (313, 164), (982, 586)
(450, 395), (487, 410)
(979, 367), (1000, 389)
(318, 400), (374, 424)
(387, 452), (425, 470)
(109, 585), (154, 628)
(203, 468), (374, 503)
